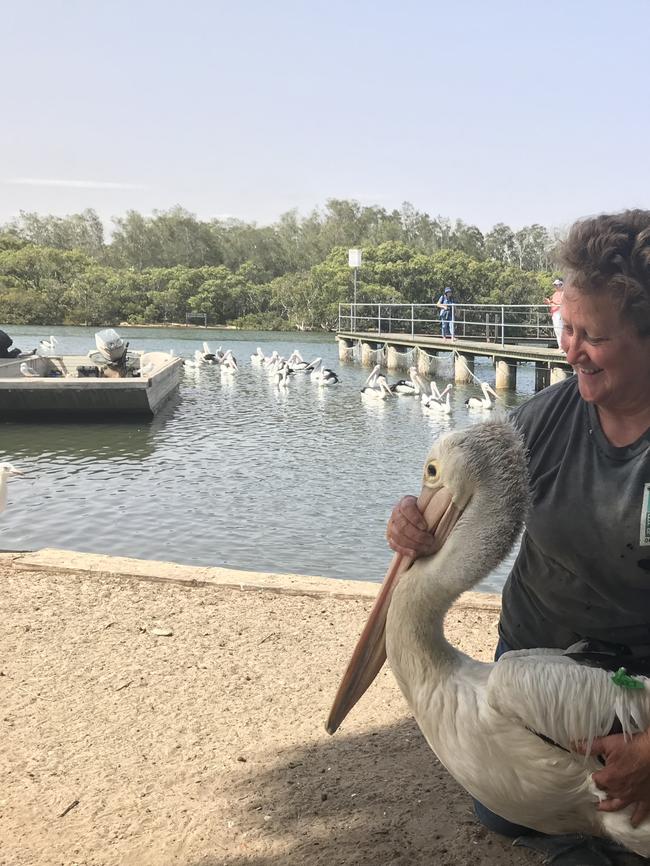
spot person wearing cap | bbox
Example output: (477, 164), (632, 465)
(436, 287), (455, 339)
(544, 278), (564, 348)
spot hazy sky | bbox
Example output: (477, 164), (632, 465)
(2, 0), (648, 232)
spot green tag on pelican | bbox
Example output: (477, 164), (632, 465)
(611, 667), (645, 690)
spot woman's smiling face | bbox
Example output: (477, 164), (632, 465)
(560, 286), (650, 412)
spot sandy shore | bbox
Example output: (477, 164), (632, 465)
(1, 549), (544, 866)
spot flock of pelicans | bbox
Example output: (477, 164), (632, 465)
(185, 343), (500, 413)
(16, 337), (501, 413)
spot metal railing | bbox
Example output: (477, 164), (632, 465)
(339, 303), (557, 347)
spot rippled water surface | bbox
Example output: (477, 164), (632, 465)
(0, 325), (537, 591)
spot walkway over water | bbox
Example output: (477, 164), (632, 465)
(337, 302), (572, 391)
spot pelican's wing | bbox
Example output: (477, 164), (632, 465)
(487, 650), (650, 752)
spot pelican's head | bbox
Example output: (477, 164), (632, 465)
(416, 420), (528, 542)
(326, 419), (529, 735)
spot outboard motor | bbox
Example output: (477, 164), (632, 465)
(95, 329), (128, 363)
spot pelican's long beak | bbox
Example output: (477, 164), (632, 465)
(326, 484), (461, 735)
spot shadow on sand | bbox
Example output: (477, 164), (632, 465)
(187, 718), (532, 866)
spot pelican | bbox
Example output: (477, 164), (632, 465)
(183, 350), (205, 370)
(264, 350), (280, 369)
(309, 358), (339, 384)
(429, 381), (449, 401)
(326, 420), (650, 859)
(361, 378), (393, 399)
(421, 383), (452, 414)
(20, 362), (39, 377)
(287, 349), (304, 366)
(138, 360), (155, 378)
(0, 463), (23, 512)
(200, 341), (223, 364)
(39, 336), (58, 351)
(273, 361), (290, 388)
(251, 347), (266, 366)
(390, 367), (428, 396)
(220, 350), (238, 373)
(360, 365), (392, 399)
(308, 358), (323, 380)
(465, 381), (498, 410)
(316, 367), (340, 386)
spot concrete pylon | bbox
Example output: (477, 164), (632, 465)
(417, 350), (438, 377)
(495, 359), (516, 390)
(361, 342), (381, 367)
(454, 353), (474, 384)
(337, 337), (354, 362)
(535, 363), (550, 392)
(550, 366), (570, 385)
(386, 345), (410, 371)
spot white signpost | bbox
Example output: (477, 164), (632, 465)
(348, 249), (362, 330)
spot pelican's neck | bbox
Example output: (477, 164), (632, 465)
(387, 488), (516, 675)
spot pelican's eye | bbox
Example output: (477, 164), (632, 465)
(426, 460), (439, 480)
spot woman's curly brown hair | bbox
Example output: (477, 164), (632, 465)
(559, 209), (650, 337)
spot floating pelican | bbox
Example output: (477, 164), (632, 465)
(220, 350), (238, 373)
(316, 368), (339, 386)
(429, 381), (449, 401)
(0, 463), (23, 512)
(308, 358), (323, 380)
(288, 354), (314, 373)
(200, 342), (223, 364)
(361, 379), (393, 400)
(465, 381), (498, 410)
(326, 420), (650, 858)
(251, 347), (266, 366)
(421, 383), (452, 414)
(39, 336), (58, 352)
(19, 362), (39, 377)
(264, 350), (280, 369)
(273, 361), (290, 388)
(360, 365), (393, 400)
(183, 350), (205, 370)
(390, 367), (428, 396)
(309, 358), (339, 384)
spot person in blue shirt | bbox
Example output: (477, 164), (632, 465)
(436, 287), (454, 339)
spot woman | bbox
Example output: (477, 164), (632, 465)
(387, 210), (650, 864)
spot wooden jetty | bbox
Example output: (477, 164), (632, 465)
(336, 331), (572, 391)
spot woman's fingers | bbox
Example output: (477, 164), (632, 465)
(386, 495), (437, 557)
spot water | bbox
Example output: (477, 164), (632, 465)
(0, 325), (536, 592)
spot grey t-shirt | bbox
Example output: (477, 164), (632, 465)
(500, 376), (650, 651)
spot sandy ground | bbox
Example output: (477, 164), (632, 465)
(0, 551), (556, 866)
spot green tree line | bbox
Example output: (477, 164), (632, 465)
(0, 201), (561, 329)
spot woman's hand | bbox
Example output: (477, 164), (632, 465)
(574, 729), (650, 827)
(385, 495), (437, 559)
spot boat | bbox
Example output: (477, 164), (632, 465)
(0, 330), (183, 419)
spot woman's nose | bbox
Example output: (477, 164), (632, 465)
(562, 331), (581, 363)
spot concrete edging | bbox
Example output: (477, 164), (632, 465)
(8, 548), (502, 611)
